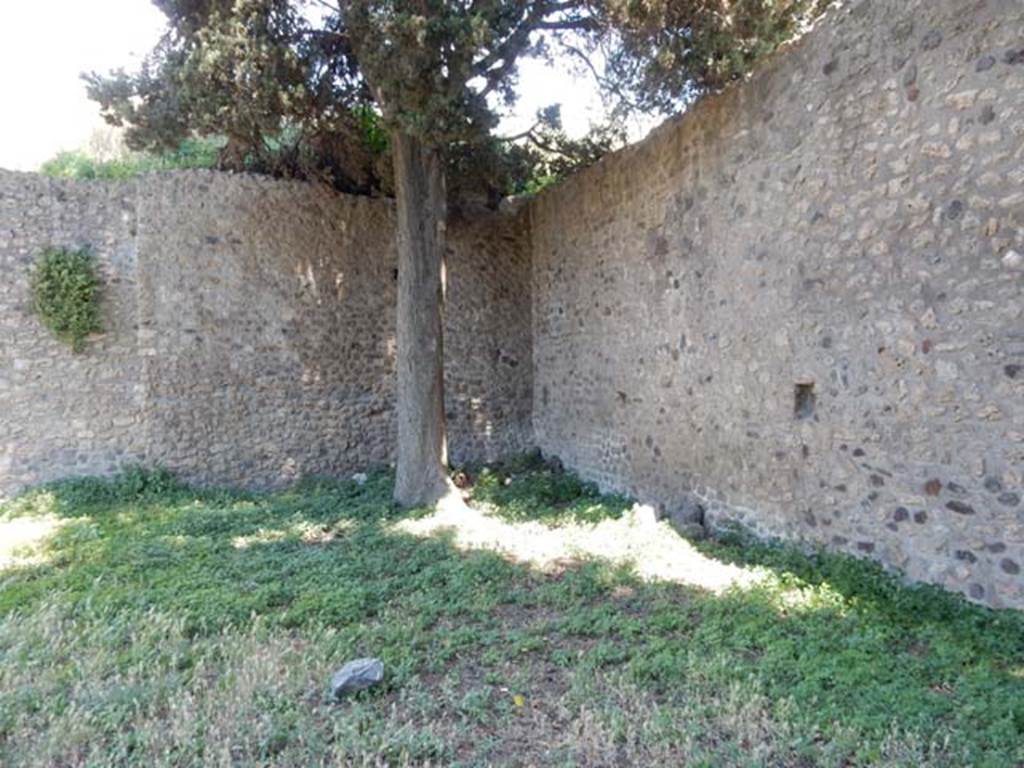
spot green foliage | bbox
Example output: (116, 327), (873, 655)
(515, 117), (628, 196)
(353, 105), (390, 156)
(83, 0), (385, 195)
(39, 137), (222, 180)
(29, 247), (103, 352)
(2, 459), (1022, 765)
(82, 1), (831, 198)
(39, 151), (133, 180)
(600, 0), (834, 114)
(446, 110), (626, 203)
(520, 173), (559, 196)
(463, 452), (632, 525)
(40, 466), (187, 511)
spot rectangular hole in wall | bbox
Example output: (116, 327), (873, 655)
(794, 382), (816, 420)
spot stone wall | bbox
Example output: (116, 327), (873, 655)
(1, 174), (147, 490)
(529, 0), (1024, 608)
(3, 0), (1022, 609)
(0, 170), (532, 494)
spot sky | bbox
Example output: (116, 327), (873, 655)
(0, 1), (638, 172)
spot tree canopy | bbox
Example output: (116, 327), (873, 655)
(87, 0), (829, 199)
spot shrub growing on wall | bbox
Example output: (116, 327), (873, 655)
(30, 247), (103, 352)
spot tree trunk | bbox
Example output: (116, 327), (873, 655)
(391, 131), (453, 507)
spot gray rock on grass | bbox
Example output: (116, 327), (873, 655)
(330, 658), (384, 700)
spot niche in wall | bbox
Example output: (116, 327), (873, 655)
(794, 382), (816, 420)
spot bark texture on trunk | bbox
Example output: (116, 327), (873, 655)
(392, 131), (453, 507)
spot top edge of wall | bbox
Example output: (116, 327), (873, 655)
(0, 168), (401, 218)
(525, 0), (865, 207)
(1, 0), (869, 209)
(0, 166), (327, 189)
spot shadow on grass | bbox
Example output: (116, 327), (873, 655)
(2, 466), (1023, 766)
(457, 451), (634, 526)
(693, 527), (1024, 657)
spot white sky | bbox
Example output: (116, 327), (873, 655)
(0, 1), (639, 172)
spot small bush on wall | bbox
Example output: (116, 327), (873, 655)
(30, 247), (103, 352)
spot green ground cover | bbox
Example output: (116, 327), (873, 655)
(1, 459), (1022, 767)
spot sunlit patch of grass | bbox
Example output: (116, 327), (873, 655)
(754, 571), (850, 615)
(0, 489), (60, 520)
(396, 501), (759, 592)
(0, 515), (68, 569)
(232, 528), (292, 549)
(1, 461), (1023, 767)
(232, 519), (357, 549)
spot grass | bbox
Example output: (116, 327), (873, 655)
(1, 459), (1022, 767)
